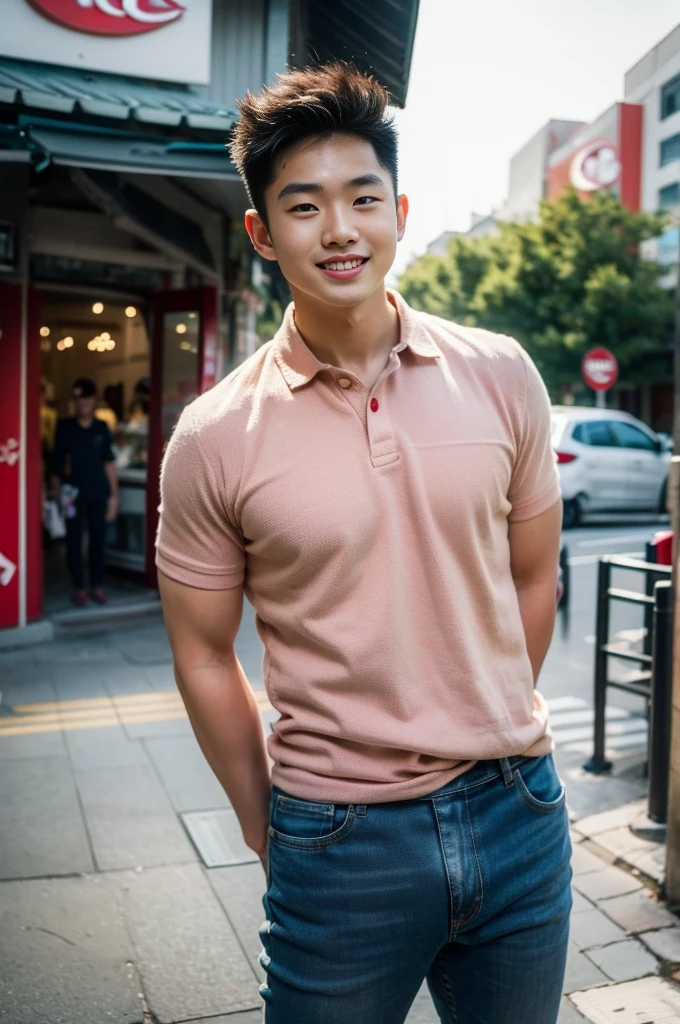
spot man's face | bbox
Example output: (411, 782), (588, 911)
(73, 393), (96, 418)
(247, 134), (408, 309)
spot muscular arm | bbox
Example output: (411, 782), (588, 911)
(508, 499), (563, 683)
(158, 572), (271, 863)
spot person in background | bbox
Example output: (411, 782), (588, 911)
(51, 377), (119, 606)
(95, 394), (118, 433)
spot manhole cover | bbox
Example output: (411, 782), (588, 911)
(180, 808), (260, 868)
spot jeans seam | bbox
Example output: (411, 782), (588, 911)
(434, 950), (457, 1022)
(431, 799), (455, 943)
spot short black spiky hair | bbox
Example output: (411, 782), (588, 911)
(230, 62), (398, 227)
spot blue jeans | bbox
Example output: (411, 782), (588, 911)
(259, 754), (572, 1023)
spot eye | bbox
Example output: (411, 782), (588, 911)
(354, 196), (379, 206)
(290, 202), (318, 213)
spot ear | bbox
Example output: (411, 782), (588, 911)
(245, 209), (278, 262)
(396, 194), (409, 242)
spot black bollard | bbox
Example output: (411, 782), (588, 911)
(648, 581), (674, 824)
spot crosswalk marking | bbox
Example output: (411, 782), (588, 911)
(547, 696), (647, 759)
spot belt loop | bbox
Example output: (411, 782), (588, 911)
(499, 758), (515, 788)
(354, 804), (367, 817)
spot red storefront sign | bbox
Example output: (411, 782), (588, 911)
(581, 347), (619, 392)
(27, 0), (186, 35)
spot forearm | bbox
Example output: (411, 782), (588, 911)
(174, 652), (271, 855)
(514, 579), (557, 683)
(104, 463), (119, 499)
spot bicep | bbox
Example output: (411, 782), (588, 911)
(159, 571), (244, 673)
(508, 499), (562, 586)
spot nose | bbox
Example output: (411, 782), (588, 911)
(320, 204), (358, 249)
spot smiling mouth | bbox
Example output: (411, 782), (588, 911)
(316, 257), (369, 271)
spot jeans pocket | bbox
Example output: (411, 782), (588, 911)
(514, 756), (566, 814)
(269, 791), (355, 849)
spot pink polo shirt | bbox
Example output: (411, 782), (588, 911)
(156, 291), (560, 803)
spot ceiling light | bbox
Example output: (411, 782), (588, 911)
(92, 302), (104, 315)
(105, 339), (115, 350)
(125, 306), (137, 318)
(175, 323), (187, 335)
(100, 332), (110, 340)
(179, 340), (191, 351)
(62, 336), (74, 349)
(56, 340), (65, 351)
(188, 312), (197, 319)
(39, 326), (50, 337)
(87, 339), (97, 351)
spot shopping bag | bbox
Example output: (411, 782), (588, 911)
(43, 497), (66, 539)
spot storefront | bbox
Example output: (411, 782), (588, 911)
(0, 0), (420, 636)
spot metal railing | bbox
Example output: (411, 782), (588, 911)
(583, 554), (672, 776)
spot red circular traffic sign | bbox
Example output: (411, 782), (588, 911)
(581, 347), (619, 392)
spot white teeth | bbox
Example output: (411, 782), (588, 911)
(322, 259), (364, 270)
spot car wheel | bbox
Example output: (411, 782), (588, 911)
(562, 498), (580, 530)
(658, 478), (668, 515)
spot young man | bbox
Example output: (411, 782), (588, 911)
(156, 64), (570, 1024)
(52, 377), (119, 606)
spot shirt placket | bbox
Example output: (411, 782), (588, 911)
(332, 349), (401, 468)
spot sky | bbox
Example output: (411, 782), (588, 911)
(392, 0), (680, 276)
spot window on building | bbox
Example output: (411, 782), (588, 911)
(661, 74), (680, 120)
(659, 183), (680, 210)
(660, 134), (680, 166)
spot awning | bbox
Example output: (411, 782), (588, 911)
(303, 0), (420, 108)
(0, 57), (236, 131)
(19, 117), (238, 180)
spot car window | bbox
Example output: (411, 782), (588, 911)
(572, 421), (616, 446)
(609, 421), (656, 451)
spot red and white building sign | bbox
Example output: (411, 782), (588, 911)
(581, 347), (619, 392)
(3, 0), (212, 84)
(28, 1), (186, 36)
(548, 102), (642, 212)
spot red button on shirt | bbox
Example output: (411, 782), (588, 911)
(370, 398), (379, 413)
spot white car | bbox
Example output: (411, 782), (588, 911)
(551, 407), (670, 529)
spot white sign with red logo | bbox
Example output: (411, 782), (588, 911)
(581, 347), (619, 392)
(570, 140), (621, 192)
(4, 0), (212, 84)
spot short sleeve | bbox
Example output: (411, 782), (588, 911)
(507, 350), (561, 523)
(155, 410), (246, 590)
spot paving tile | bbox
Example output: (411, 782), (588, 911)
(569, 908), (627, 950)
(0, 874), (141, 1024)
(123, 716), (193, 740)
(571, 888), (596, 914)
(209, 862), (268, 983)
(405, 982), (438, 1023)
(0, 678), (56, 707)
(144, 734), (230, 812)
(625, 846), (667, 885)
(599, 889), (677, 935)
(593, 826), (660, 861)
(586, 939), (659, 983)
(189, 1015), (263, 1024)
(571, 843), (609, 876)
(0, 730), (67, 761)
(0, 758), (93, 879)
(573, 864), (643, 902)
(52, 674), (110, 701)
(64, 725), (149, 770)
(559, 997), (588, 1023)
(142, 664), (177, 690)
(120, 862), (260, 1022)
(75, 763), (195, 870)
(102, 668), (154, 696)
(575, 802), (645, 838)
(570, 976), (680, 1023)
(563, 940), (610, 993)
(640, 927), (680, 962)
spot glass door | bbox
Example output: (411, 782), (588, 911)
(145, 287), (218, 583)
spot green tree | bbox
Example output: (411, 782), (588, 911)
(398, 189), (673, 395)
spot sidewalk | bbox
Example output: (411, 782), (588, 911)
(1, 612), (679, 1024)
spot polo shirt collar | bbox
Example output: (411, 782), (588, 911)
(273, 289), (440, 391)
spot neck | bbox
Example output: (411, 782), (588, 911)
(291, 286), (399, 373)
(77, 413), (93, 427)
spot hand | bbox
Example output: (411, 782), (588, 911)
(106, 496), (119, 522)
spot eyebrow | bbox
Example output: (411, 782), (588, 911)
(277, 172), (387, 201)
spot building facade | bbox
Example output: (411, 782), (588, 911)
(0, 0), (420, 637)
